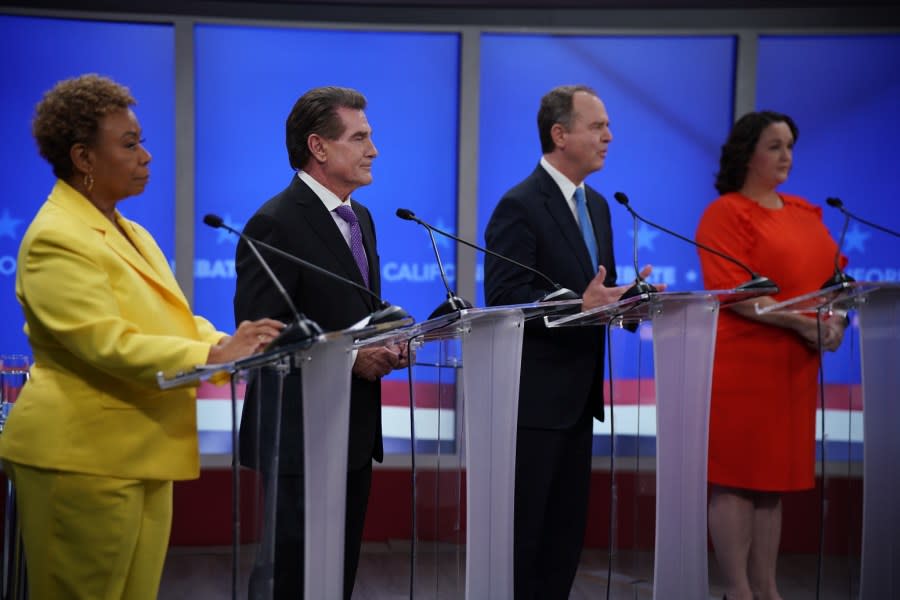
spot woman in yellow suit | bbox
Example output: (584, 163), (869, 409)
(0, 74), (283, 599)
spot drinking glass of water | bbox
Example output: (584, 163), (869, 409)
(0, 354), (30, 432)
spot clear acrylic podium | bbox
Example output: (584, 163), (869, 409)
(157, 315), (411, 599)
(544, 288), (773, 599)
(757, 281), (900, 600)
(356, 301), (578, 599)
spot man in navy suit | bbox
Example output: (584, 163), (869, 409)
(484, 85), (655, 599)
(234, 86), (408, 599)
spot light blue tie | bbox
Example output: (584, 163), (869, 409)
(574, 186), (598, 269)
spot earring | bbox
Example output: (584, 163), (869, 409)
(84, 172), (94, 193)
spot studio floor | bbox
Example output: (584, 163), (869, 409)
(159, 543), (860, 599)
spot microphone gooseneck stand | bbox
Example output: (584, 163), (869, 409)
(826, 197), (900, 239)
(613, 191), (779, 293)
(427, 222), (473, 319)
(203, 214), (322, 350)
(395, 208), (579, 304)
(822, 196), (899, 291)
(203, 213), (410, 330)
(821, 199), (856, 289)
(394, 207), (472, 318)
(614, 192), (658, 301)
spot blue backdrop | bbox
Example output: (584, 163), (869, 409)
(757, 34), (900, 384)
(0, 15), (175, 357)
(192, 25), (461, 356)
(477, 33), (737, 377)
(2, 15), (896, 457)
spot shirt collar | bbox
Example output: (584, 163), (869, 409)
(540, 156), (583, 203)
(297, 170), (349, 211)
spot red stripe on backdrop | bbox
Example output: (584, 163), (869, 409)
(197, 380), (862, 411)
(381, 380), (456, 409)
(196, 379), (458, 409)
(198, 381), (246, 399)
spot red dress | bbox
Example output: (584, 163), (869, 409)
(696, 192), (844, 491)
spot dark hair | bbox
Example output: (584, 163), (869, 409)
(715, 110), (799, 194)
(32, 74), (136, 179)
(537, 84), (599, 154)
(285, 86), (368, 170)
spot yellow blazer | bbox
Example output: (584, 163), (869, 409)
(0, 180), (225, 481)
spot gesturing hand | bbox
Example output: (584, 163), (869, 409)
(582, 264), (666, 311)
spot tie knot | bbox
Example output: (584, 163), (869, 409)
(573, 186), (586, 205)
(334, 204), (358, 225)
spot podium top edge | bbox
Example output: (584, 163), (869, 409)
(156, 316), (416, 389)
(756, 280), (900, 314)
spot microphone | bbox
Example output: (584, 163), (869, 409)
(396, 208), (579, 314)
(394, 208), (472, 319)
(826, 197), (900, 238)
(612, 194), (658, 301)
(613, 192), (779, 292)
(204, 215), (410, 345)
(203, 214), (322, 350)
(820, 198), (855, 289)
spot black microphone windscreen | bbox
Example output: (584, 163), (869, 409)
(396, 208), (416, 221)
(203, 214), (224, 228)
(826, 197), (843, 208)
(613, 192), (629, 205)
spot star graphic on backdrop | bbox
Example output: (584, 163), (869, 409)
(216, 214), (244, 244)
(843, 224), (870, 254)
(684, 269), (698, 283)
(0, 209), (23, 239)
(626, 222), (660, 251)
(432, 218), (453, 250)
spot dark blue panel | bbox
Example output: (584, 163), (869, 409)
(757, 34), (900, 384)
(192, 25), (460, 351)
(592, 433), (658, 458)
(383, 437), (457, 455)
(0, 15), (175, 357)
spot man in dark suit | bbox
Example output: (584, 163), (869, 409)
(484, 85), (655, 599)
(234, 86), (408, 599)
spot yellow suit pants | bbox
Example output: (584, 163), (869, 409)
(4, 461), (172, 600)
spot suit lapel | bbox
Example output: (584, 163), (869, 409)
(50, 181), (192, 312)
(121, 219), (194, 306)
(535, 167), (595, 280)
(290, 178), (376, 310)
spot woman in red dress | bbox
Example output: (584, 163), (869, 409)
(696, 111), (848, 600)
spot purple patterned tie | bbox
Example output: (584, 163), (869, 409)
(333, 204), (370, 287)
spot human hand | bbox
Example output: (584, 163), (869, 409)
(582, 266), (629, 310)
(207, 319), (285, 364)
(581, 264), (666, 311)
(635, 264), (667, 293)
(353, 346), (403, 382)
(392, 343), (413, 370)
(793, 315), (844, 352)
(820, 315), (847, 352)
